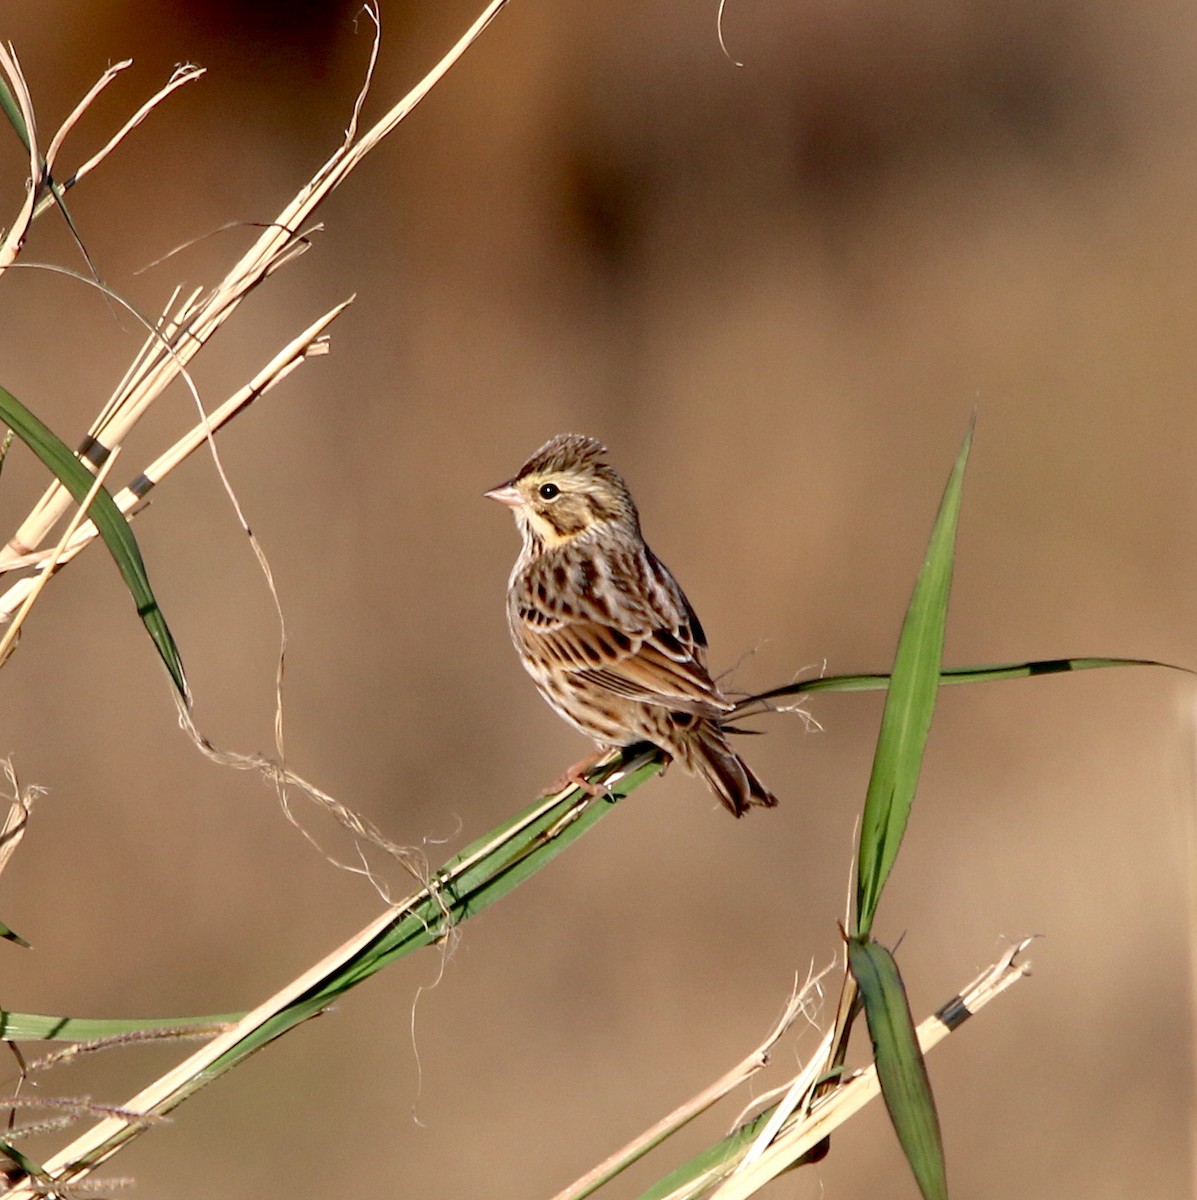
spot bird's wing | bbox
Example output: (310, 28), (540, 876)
(515, 613), (730, 717)
(512, 554), (729, 718)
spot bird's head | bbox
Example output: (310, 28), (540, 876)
(486, 433), (639, 552)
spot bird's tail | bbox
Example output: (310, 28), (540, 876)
(681, 720), (778, 818)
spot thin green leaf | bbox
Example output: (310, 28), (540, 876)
(855, 427), (971, 936)
(0, 919), (29, 949)
(41, 177), (98, 281)
(0, 72), (88, 246)
(634, 1103), (836, 1200)
(733, 655), (1180, 707)
(0, 1010), (241, 1041)
(0, 752), (662, 1054)
(849, 938), (947, 1200)
(0, 385), (187, 699)
(244, 750), (662, 1022)
(0, 77), (29, 150)
(0, 1141), (44, 1185)
(635, 1112), (770, 1200)
(0, 751), (663, 1183)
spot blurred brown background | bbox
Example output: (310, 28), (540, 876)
(0, 1), (1194, 1196)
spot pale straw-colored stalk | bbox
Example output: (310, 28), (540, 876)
(0, 302), (348, 614)
(697, 940), (1032, 1200)
(0, 0), (510, 567)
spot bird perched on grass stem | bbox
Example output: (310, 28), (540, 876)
(486, 433), (777, 817)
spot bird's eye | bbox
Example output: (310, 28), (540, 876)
(538, 482), (560, 500)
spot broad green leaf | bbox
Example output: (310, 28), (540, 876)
(0, 385), (187, 699)
(850, 938), (947, 1200)
(855, 427), (971, 936)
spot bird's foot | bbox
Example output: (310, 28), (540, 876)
(547, 748), (611, 798)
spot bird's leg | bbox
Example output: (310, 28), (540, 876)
(547, 747), (610, 797)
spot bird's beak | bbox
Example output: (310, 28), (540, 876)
(484, 482), (523, 508)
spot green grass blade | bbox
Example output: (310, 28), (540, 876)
(0, 77), (30, 151)
(0, 1141), (45, 1184)
(0, 919), (29, 948)
(18, 752), (664, 1182)
(635, 1112), (770, 1200)
(42, 178), (96, 274)
(0, 73), (88, 243)
(0, 753), (661, 1055)
(0, 1010), (242, 1041)
(849, 938), (947, 1200)
(736, 655), (1178, 705)
(0, 385), (187, 699)
(231, 752), (662, 1041)
(855, 427), (971, 936)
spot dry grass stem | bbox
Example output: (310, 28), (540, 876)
(95, 285), (200, 433)
(25, 1025), (234, 1075)
(0, 301), (346, 604)
(3, 1114), (75, 1142)
(0, 43), (40, 274)
(697, 939), (1033, 1200)
(0, 1094), (166, 1126)
(41, 60), (133, 171)
(1, 0), (509, 568)
(35, 64), (206, 215)
(0, 759), (38, 880)
(177, 735), (431, 897)
(0, 930), (392, 1190)
(0, 0), (511, 902)
(0, 11), (511, 893)
(0, 750), (653, 1195)
(550, 967), (831, 1200)
(0, 48), (199, 273)
(0, 444), (121, 664)
(0, 8), (556, 1190)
